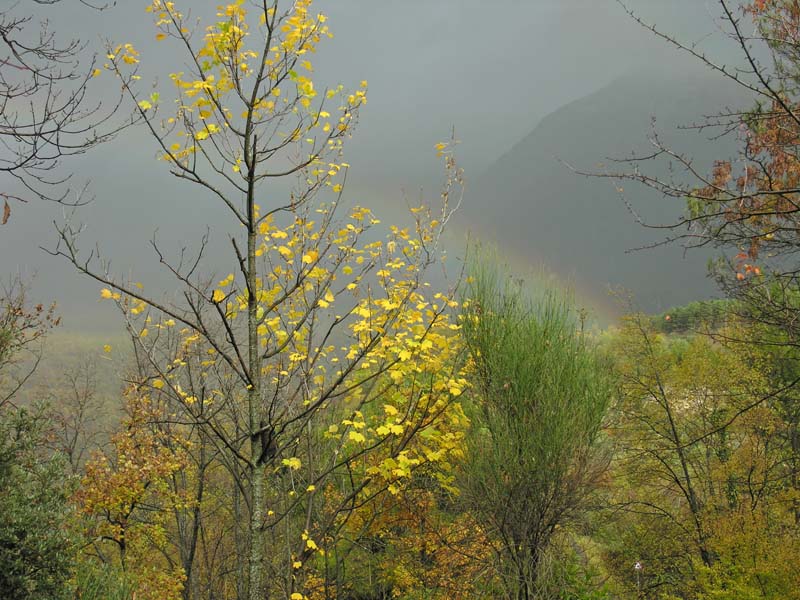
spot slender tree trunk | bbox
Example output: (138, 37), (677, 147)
(642, 315), (713, 569)
(662, 388), (712, 567)
(247, 138), (266, 600)
(789, 417), (800, 525)
(234, 481), (247, 600)
(181, 434), (206, 600)
(248, 460), (266, 600)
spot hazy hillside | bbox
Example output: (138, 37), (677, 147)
(4, 330), (128, 410)
(464, 65), (752, 315)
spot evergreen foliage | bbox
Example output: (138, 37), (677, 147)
(459, 256), (612, 599)
(0, 407), (74, 600)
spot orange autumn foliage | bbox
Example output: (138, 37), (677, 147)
(74, 391), (190, 600)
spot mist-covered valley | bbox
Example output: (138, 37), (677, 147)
(1, 0), (744, 332)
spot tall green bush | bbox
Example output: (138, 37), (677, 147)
(459, 257), (612, 600)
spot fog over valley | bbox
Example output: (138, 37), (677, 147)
(2, 0), (748, 331)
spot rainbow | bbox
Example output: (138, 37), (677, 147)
(442, 219), (623, 328)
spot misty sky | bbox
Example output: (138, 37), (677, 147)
(1, 0), (749, 332)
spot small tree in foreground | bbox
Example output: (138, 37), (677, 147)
(53, 2), (467, 598)
(459, 257), (612, 600)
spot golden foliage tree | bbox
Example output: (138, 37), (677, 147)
(54, 2), (467, 598)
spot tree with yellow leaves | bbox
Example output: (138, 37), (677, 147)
(51, 2), (465, 598)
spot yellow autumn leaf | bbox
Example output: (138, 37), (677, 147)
(282, 457), (301, 470)
(318, 288), (335, 308)
(152, 379), (164, 389)
(103, 344), (112, 353)
(348, 431), (365, 443)
(138, 100), (153, 111)
(212, 289), (225, 303)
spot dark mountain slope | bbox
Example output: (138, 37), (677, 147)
(465, 66), (751, 315)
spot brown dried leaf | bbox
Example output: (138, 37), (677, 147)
(2, 200), (9, 225)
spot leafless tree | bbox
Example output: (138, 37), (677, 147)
(45, 358), (107, 473)
(1, 0), (128, 224)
